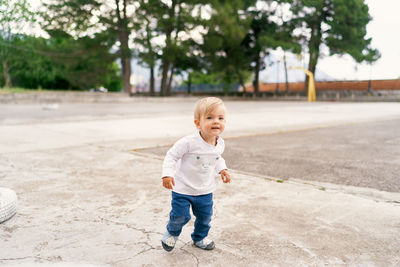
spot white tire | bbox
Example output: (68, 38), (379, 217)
(0, 187), (17, 223)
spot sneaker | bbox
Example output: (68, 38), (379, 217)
(193, 238), (215, 250)
(161, 231), (178, 252)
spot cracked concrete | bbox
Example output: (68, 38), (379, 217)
(1, 98), (400, 266)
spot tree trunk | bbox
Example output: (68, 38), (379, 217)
(305, 14), (322, 93)
(253, 51), (260, 95)
(144, 20), (155, 96)
(305, 43), (320, 94)
(160, 29), (172, 96)
(121, 47), (131, 93)
(237, 69), (246, 95)
(149, 65), (155, 96)
(283, 53), (290, 94)
(116, 0), (131, 93)
(187, 72), (192, 95)
(2, 60), (12, 88)
(275, 60), (280, 94)
(167, 64), (175, 94)
(160, 59), (170, 96)
(160, 0), (176, 96)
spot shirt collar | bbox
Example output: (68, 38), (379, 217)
(197, 131), (219, 147)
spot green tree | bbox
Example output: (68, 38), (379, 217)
(5, 35), (62, 89)
(45, 30), (121, 90)
(241, 2), (301, 94)
(287, 0), (380, 88)
(0, 0), (34, 87)
(202, 0), (255, 93)
(155, 0), (207, 96)
(133, 0), (161, 96)
(43, 0), (133, 92)
(1, 32), (121, 90)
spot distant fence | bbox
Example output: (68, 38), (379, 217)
(246, 79), (400, 92)
(171, 79), (400, 94)
(172, 83), (240, 93)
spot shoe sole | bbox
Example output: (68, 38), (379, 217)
(193, 241), (215, 250)
(161, 241), (174, 252)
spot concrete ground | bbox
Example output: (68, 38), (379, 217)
(1, 96), (400, 266)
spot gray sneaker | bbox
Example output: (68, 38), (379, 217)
(193, 238), (215, 250)
(161, 231), (178, 252)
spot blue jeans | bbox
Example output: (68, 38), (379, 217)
(166, 191), (213, 242)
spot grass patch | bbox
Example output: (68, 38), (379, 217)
(276, 179), (284, 183)
(0, 87), (36, 94)
(0, 87), (75, 94)
(319, 187), (326, 191)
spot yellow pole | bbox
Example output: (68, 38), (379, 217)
(290, 67), (317, 102)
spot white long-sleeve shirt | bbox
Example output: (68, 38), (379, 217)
(162, 131), (227, 196)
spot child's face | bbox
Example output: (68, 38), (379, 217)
(195, 104), (226, 138)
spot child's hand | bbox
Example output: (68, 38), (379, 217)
(162, 176), (175, 189)
(220, 169), (231, 183)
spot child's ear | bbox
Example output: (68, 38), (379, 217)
(194, 119), (200, 129)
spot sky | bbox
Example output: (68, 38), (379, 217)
(28, 0), (400, 82)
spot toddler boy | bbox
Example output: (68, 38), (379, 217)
(161, 97), (231, 251)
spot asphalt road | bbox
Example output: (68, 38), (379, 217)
(141, 119), (400, 193)
(2, 99), (399, 193)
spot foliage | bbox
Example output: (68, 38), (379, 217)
(0, 0), (35, 87)
(2, 0), (381, 95)
(133, 0), (163, 95)
(46, 30), (121, 90)
(153, 0), (208, 95)
(325, 0), (380, 62)
(5, 35), (64, 89)
(241, 2), (301, 93)
(43, 0), (134, 92)
(187, 71), (221, 85)
(202, 0), (255, 92)
(0, 32), (121, 90)
(287, 0), (379, 77)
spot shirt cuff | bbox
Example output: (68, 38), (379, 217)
(162, 168), (175, 178)
(215, 158), (227, 174)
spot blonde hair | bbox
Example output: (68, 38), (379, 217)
(194, 97), (225, 120)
